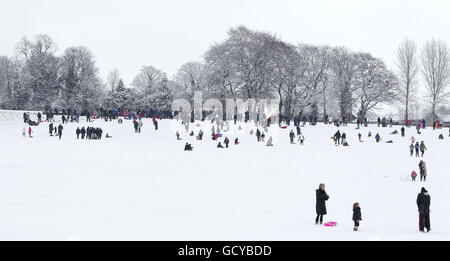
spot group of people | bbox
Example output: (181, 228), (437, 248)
(315, 183), (431, 233)
(75, 126), (104, 140)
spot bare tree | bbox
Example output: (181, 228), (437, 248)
(420, 38), (450, 121)
(396, 38), (418, 122)
(107, 68), (120, 92)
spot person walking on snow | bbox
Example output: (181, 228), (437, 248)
(417, 187), (431, 233)
(353, 203), (362, 231)
(420, 141), (427, 157)
(315, 183), (329, 225)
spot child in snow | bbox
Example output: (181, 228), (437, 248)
(176, 131), (181, 140)
(28, 127), (33, 138)
(358, 133), (362, 142)
(298, 134), (305, 145)
(234, 138), (239, 145)
(353, 203), (362, 231)
(411, 170), (417, 181)
(22, 127), (26, 137)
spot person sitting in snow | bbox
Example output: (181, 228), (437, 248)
(438, 134), (444, 140)
(298, 134), (305, 145)
(390, 130), (398, 135)
(368, 131), (372, 137)
(266, 136), (273, 146)
(176, 131), (181, 140)
(217, 142), (224, 148)
(234, 138), (239, 145)
(184, 142), (193, 151)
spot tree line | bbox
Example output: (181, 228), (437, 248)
(0, 26), (449, 121)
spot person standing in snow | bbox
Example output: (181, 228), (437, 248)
(224, 137), (230, 148)
(419, 160), (427, 181)
(410, 142), (414, 157)
(358, 133), (362, 142)
(81, 127), (86, 139)
(375, 133), (381, 142)
(352, 203), (362, 231)
(401, 126), (405, 137)
(414, 142), (420, 157)
(22, 127), (26, 137)
(417, 187), (431, 233)
(289, 130), (295, 144)
(296, 125), (301, 135)
(315, 183), (329, 225)
(411, 170), (417, 181)
(137, 119), (143, 133)
(198, 130), (203, 140)
(419, 141), (427, 157)
(256, 128), (261, 142)
(49, 123), (54, 136)
(334, 130), (341, 145)
(57, 124), (63, 140)
(76, 127), (81, 139)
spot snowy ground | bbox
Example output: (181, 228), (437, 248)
(1, 112), (449, 240)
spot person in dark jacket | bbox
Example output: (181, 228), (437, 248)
(217, 142), (224, 148)
(415, 142), (420, 157)
(353, 203), (362, 231)
(417, 187), (431, 232)
(341, 132), (346, 144)
(224, 137), (230, 148)
(184, 142), (193, 151)
(49, 123), (54, 136)
(81, 127), (86, 139)
(315, 183), (329, 225)
(401, 126), (405, 137)
(334, 130), (341, 145)
(256, 129), (261, 142)
(76, 127), (81, 139)
(289, 130), (295, 144)
(57, 124), (63, 140)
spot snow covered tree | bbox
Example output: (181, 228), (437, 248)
(15, 35), (62, 110)
(420, 38), (450, 121)
(396, 38), (419, 121)
(353, 52), (398, 118)
(59, 46), (105, 112)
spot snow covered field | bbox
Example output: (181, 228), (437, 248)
(1, 113), (449, 240)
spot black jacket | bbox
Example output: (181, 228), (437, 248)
(417, 188), (431, 213)
(353, 207), (362, 221)
(316, 189), (329, 215)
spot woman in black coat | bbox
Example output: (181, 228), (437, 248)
(315, 183), (329, 224)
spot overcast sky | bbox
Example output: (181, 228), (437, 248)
(1, 0), (450, 87)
